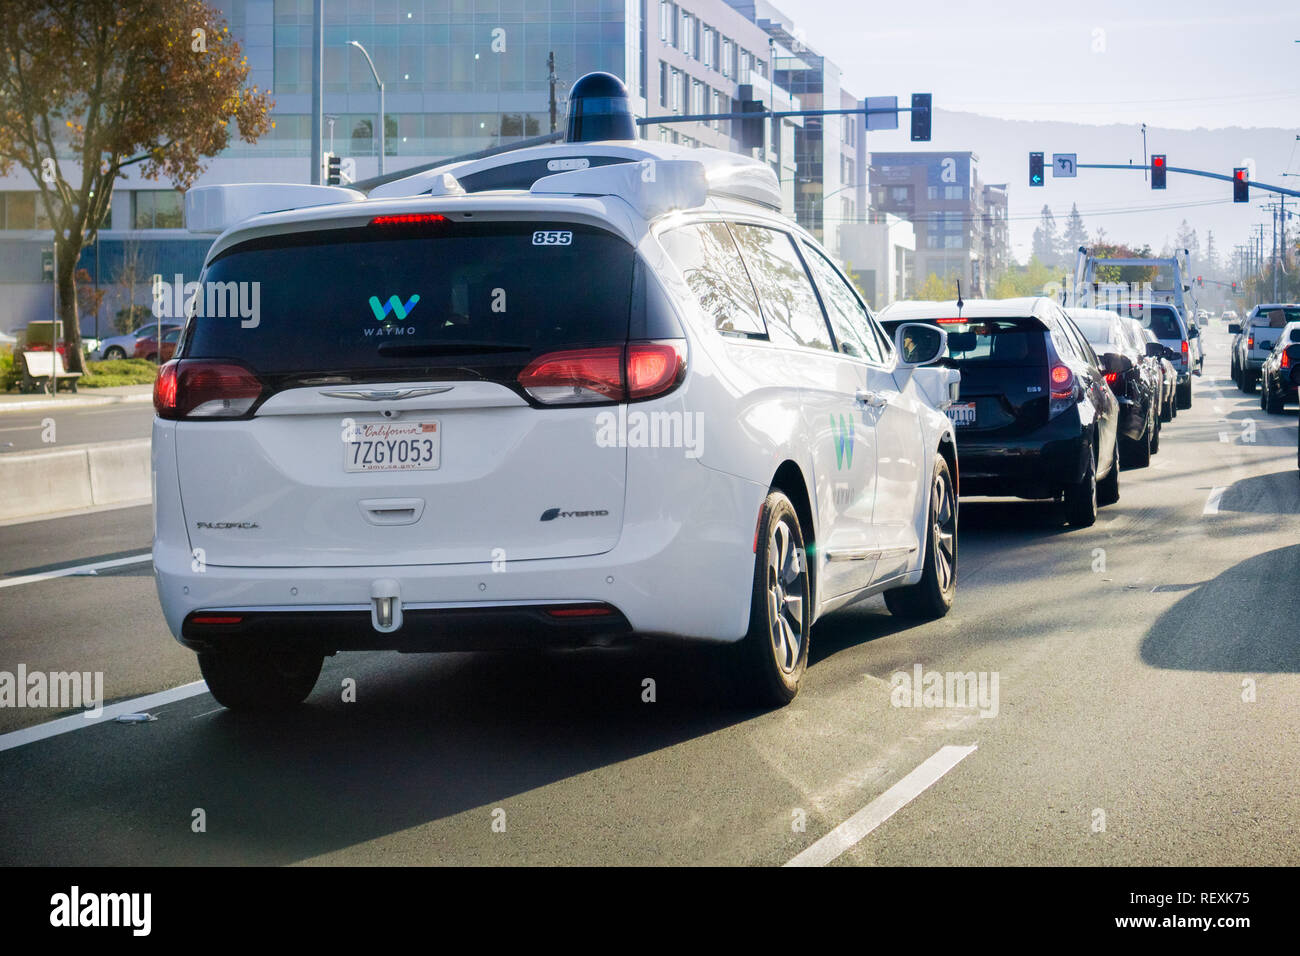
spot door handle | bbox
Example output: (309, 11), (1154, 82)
(855, 388), (889, 407)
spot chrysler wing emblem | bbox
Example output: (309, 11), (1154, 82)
(319, 386), (454, 401)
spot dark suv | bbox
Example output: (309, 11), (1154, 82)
(880, 297), (1121, 527)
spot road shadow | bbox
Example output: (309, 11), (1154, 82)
(1216, 470), (1300, 515)
(1140, 543), (1300, 673)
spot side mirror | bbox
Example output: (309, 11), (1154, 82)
(1163, 346), (1178, 362)
(894, 322), (947, 367)
(1188, 325), (1200, 338)
(1145, 341), (1165, 358)
(1228, 323), (1241, 334)
(1098, 351), (1128, 375)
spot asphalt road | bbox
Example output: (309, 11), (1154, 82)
(1, 328), (1297, 866)
(0, 401), (154, 453)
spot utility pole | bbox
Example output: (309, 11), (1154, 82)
(310, 0), (322, 184)
(547, 51), (558, 134)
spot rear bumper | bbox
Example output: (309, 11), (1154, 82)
(153, 425), (769, 648)
(179, 603), (633, 654)
(953, 417), (1089, 499)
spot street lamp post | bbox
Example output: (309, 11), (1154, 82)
(348, 40), (385, 176)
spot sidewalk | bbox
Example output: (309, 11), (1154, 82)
(0, 383), (154, 414)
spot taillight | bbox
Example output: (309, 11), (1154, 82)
(627, 341), (687, 399)
(518, 347), (624, 404)
(369, 213), (449, 226)
(1050, 364), (1073, 399)
(518, 341), (686, 405)
(1103, 371), (1119, 385)
(1282, 351), (1291, 370)
(154, 360), (264, 420)
(1247, 335), (1254, 349)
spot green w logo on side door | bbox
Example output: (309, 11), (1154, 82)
(831, 414), (854, 470)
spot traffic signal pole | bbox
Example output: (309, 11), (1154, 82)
(1069, 162), (1300, 199)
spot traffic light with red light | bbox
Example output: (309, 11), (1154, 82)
(1233, 168), (1249, 203)
(1151, 155), (1166, 189)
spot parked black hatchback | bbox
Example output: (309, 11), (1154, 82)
(881, 297), (1121, 527)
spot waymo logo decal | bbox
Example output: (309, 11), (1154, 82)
(831, 414), (854, 470)
(368, 294), (420, 320)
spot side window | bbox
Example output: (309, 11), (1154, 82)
(728, 223), (833, 351)
(800, 240), (884, 363)
(657, 222), (765, 336)
(1049, 323), (1079, 362)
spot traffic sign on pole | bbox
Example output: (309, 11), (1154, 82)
(1052, 154), (1077, 178)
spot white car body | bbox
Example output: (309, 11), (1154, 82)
(152, 138), (958, 706)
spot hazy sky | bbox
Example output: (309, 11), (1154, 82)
(789, 0), (1300, 134)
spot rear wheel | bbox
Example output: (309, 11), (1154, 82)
(1177, 378), (1193, 408)
(1123, 414), (1152, 468)
(198, 647), (323, 711)
(736, 491), (810, 707)
(1097, 436), (1120, 506)
(884, 457), (957, 621)
(1149, 410), (1160, 455)
(1242, 369), (1257, 394)
(103, 346), (126, 360)
(1265, 374), (1285, 414)
(1064, 444), (1098, 528)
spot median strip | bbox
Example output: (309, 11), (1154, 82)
(785, 744), (977, 867)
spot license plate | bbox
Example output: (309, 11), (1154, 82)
(946, 402), (976, 426)
(344, 421), (440, 472)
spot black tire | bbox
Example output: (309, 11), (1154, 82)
(1242, 370), (1257, 394)
(198, 647), (323, 711)
(1097, 435), (1120, 506)
(1064, 443), (1098, 528)
(884, 456), (957, 621)
(1149, 411), (1160, 455)
(737, 491), (811, 707)
(1159, 394), (1172, 423)
(1231, 355), (1240, 387)
(104, 346), (126, 360)
(1176, 379), (1193, 409)
(1123, 414), (1152, 469)
(1265, 375), (1285, 414)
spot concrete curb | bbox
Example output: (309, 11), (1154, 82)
(0, 392), (154, 415)
(0, 439), (152, 522)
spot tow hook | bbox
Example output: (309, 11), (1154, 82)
(370, 579), (403, 633)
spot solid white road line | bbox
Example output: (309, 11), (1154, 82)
(785, 744), (977, 867)
(0, 552), (152, 590)
(0, 680), (209, 753)
(1204, 486), (1226, 515)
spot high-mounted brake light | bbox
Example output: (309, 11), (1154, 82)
(934, 318), (968, 325)
(518, 341), (686, 405)
(369, 213), (449, 226)
(154, 360), (264, 420)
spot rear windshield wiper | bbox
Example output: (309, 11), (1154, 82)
(376, 341), (531, 357)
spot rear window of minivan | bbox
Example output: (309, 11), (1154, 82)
(184, 221), (637, 376)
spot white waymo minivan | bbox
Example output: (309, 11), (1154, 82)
(154, 74), (960, 710)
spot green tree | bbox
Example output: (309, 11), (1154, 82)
(1031, 205), (1059, 267)
(912, 272), (959, 300)
(0, 0), (273, 371)
(1061, 203), (1088, 263)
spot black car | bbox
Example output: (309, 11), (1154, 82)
(1260, 327), (1300, 414)
(880, 297), (1121, 527)
(1067, 308), (1163, 467)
